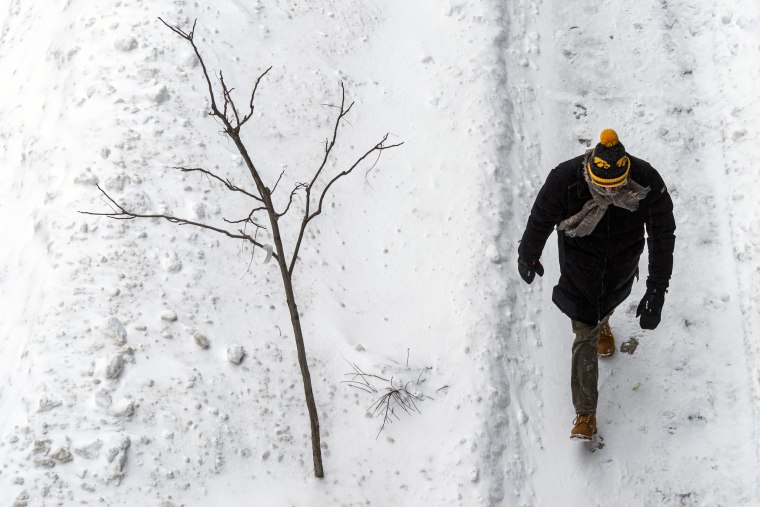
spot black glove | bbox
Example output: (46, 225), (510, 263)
(636, 285), (666, 330)
(518, 257), (544, 284)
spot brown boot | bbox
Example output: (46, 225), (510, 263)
(570, 413), (597, 440)
(597, 322), (615, 357)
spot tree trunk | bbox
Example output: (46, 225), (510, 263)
(231, 134), (324, 478)
(278, 260), (324, 478)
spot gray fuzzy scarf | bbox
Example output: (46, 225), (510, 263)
(558, 150), (650, 238)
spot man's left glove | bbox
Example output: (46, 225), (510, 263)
(636, 285), (666, 330)
(518, 257), (544, 285)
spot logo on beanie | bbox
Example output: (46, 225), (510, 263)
(588, 129), (630, 188)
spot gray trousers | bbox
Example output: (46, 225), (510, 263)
(570, 312), (612, 415)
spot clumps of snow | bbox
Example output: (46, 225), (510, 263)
(152, 85), (171, 105)
(73, 169), (99, 185)
(33, 439), (51, 455)
(190, 201), (206, 219)
(104, 173), (130, 192)
(12, 490), (29, 507)
(104, 354), (124, 379)
(112, 399), (135, 418)
(227, 345), (246, 364)
(94, 388), (112, 408)
(38, 395), (62, 413)
(162, 252), (183, 273)
(51, 447), (73, 463)
(105, 435), (131, 484)
(73, 439), (102, 460)
(32, 439), (55, 467)
(113, 37), (138, 52)
(104, 316), (127, 345)
(193, 330), (210, 349)
(119, 345), (135, 362)
(486, 244), (502, 263)
(118, 190), (151, 214)
(161, 309), (178, 322)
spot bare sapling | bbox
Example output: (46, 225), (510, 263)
(82, 19), (403, 478)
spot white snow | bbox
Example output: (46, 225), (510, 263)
(1, 0), (760, 505)
(226, 344), (246, 365)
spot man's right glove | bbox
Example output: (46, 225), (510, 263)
(636, 285), (666, 330)
(517, 257), (544, 285)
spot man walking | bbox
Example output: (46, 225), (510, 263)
(517, 129), (676, 440)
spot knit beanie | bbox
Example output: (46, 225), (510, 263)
(587, 129), (630, 188)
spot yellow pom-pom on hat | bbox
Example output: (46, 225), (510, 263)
(600, 129), (619, 147)
(588, 128), (629, 188)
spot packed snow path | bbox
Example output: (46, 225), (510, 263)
(489, 0), (760, 505)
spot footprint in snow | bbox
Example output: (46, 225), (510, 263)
(585, 433), (605, 453)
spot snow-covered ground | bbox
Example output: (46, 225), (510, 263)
(1, 0), (759, 505)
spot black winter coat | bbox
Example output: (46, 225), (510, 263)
(518, 154), (676, 325)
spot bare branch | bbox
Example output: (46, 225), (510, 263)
(287, 134), (403, 274)
(158, 17), (226, 127)
(80, 185), (277, 260)
(158, 17), (191, 39)
(240, 66), (273, 128)
(157, 18), (279, 241)
(220, 78), (229, 121)
(219, 71), (241, 125)
(223, 205), (268, 225)
(272, 170), (286, 194)
(276, 182), (307, 217)
(159, 20), (269, 133)
(175, 166), (263, 202)
(91, 184), (128, 214)
(308, 82), (352, 191)
(287, 83), (402, 276)
(309, 134), (403, 224)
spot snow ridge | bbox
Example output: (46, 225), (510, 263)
(478, 0), (546, 505)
